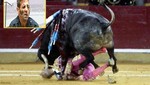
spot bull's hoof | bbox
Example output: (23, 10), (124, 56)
(108, 58), (115, 66)
(40, 68), (54, 79)
(112, 68), (119, 74)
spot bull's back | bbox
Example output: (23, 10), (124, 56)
(67, 10), (113, 51)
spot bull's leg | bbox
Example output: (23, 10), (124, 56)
(38, 45), (60, 66)
(40, 54), (54, 79)
(38, 45), (60, 79)
(79, 51), (99, 69)
(107, 47), (119, 73)
(90, 60), (99, 68)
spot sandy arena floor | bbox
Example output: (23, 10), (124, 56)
(0, 63), (150, 85)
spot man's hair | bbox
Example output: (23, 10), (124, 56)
(17, 0), (29, 8)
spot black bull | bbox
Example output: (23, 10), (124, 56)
(38, 4), (118, 74)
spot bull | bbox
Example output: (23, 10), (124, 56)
(31, 3), (118, 79)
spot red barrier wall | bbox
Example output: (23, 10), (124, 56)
(0, 5), (150, 48)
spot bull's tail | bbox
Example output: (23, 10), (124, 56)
(102, 4), (115, 27)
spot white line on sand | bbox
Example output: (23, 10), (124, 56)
(0, 70), (149, 73)
(0, 74), (40, 77)
(0, 71), (40, 72)
(0, 70), (150, 77)
(1, 49), (150, 53)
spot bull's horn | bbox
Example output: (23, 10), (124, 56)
(46, 10), (61, 24)
(103, 4), (115, 26)
(41, 54), (49, 69)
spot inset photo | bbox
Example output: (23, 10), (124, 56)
(3, 0), (46, 28)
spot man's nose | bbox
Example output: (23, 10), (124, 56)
(24, 6), (29, 11)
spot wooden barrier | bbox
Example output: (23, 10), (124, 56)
(46, 1), (71, 5)
(0, 5), (150, 49)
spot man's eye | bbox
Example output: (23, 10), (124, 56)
(22, 6), (25, 9)
(27, 5), (30, 9)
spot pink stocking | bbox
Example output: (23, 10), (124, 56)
(92, 63), (108, 78)
(82, 63), (108, 81)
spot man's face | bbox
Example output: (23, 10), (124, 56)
(17, 0), (30, 21)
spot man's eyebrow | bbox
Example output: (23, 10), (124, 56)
(21, 4), (30, 8)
